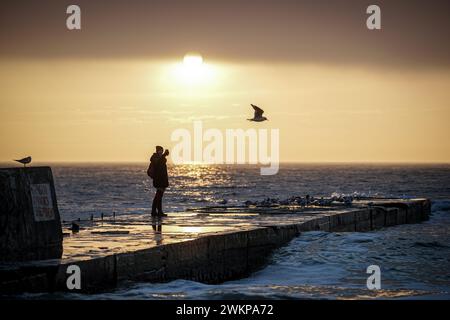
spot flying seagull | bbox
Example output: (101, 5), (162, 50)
(14, 156), (32, 167)
(248, 104), (268, 122)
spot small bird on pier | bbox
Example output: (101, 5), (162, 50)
(14, 156), (32, 167)
(247, 104), (268, 122)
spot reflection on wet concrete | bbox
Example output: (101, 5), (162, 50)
(151, 216), (162, 246)
(61, 207), (336, 262)
(62, 212), (246, 262)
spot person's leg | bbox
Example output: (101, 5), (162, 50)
(151, 189), (160, 215)
(157, 188), (166, 216)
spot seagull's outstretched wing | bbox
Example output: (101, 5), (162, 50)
(251, 104), (264, 118)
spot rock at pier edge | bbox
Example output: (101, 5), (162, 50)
(0, 166), (431, 294)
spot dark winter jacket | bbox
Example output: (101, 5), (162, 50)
(150, 153), (169, 188)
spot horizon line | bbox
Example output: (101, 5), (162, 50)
(1, 160), (450, 165)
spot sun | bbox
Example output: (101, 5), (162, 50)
(172, 53), (214, 85)
(183, 54), (203, 67)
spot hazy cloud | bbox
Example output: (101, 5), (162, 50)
(1, 0), (449, 68)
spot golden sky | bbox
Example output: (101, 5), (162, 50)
(1, 0), (449, 163)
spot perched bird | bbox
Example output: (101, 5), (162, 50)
(248, 104), (268, 122)
(14, 156), (32, 167)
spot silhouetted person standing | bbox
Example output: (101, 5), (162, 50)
(148, 146), (169, 217)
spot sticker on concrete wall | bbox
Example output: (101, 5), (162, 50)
(30, 183), (55, 221)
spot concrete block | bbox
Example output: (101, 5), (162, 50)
(116, 247), (164, 281)
(329, 211), (355, 232)
(0, 167), (63, 261)
(164, 239), (209, 280)
(371, 207), (386, 230)
(0, 272), (49, 294)
(355, 209), (371, 232)
(385, 207), (399, 226)
(206, 231), (251, 283)
(397, 207), (407, 225)
(421, 199), (431, 221)
(296, 218), (317, 232)
(314, 216), (330, 232)
(406, 202), (422, 223)
(248, 229), (276, 262)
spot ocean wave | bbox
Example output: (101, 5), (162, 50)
(412, 241), (449, 249)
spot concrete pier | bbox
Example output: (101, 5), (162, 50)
(0, 198), (430, 294)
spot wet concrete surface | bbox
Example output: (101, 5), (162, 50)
(61, 207), (350, 262)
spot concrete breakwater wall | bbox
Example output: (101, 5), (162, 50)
(0, 167), (63, 262)
(0, 198), (430, 294)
